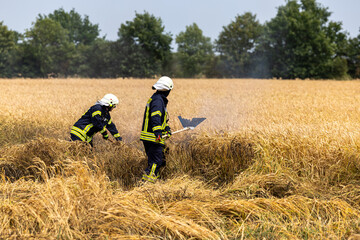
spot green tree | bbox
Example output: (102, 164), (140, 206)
(203, 55), (223, 78)
(347, 32), (360, 78)
(259, 0), (348, 79)
(215, 12), (263, 77)
(78, 38), (119, 78)
(0, 22), (17, 77)
(35, 8), (102, 77)
(40, 8), (100, 45)
(117, 11), (172, 77)
(24, 18), (75, 77)
(175, 23), (213, 77)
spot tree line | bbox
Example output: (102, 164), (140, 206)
(0, 0), (359, 79)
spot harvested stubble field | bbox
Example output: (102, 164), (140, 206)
(0, 78), (360, 239)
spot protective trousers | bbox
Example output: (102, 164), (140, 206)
(142, 141), (166, 183)
(70, 133), (93, 147)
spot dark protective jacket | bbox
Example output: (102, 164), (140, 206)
(140, 91), (170, 145)
(71, 103), (121, 143)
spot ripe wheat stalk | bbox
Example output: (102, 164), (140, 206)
(0, 78), (359, 239)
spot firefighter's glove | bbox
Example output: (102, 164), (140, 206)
(155, 135), (162, 142)
(115, 136), (123, 141)
(164, 130), (171, 139)
(102, 133), (109, 140)
(164, 126), (171, 138)
(154, 130), (162, 143)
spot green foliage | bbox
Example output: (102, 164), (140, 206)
(216, 12), (263, 77)
(24, 18), (76, 77)
(175, 23), (213, 77)
(13, 8), (101, 78)
(41, 8), (100, 45)
(117, 11), (172, 77)
(347, 33), (360, 78)
(0, 2), (359, 79)
(259, 0), (349, 79)
(203, 55), (223, 78)
(79, 39), (119, 78)
(36, 8), (100, 77)
(113, 38), (155, 78)
(0, 22), (17, 77)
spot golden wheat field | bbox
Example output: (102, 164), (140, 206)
(0, 78), (360, 239)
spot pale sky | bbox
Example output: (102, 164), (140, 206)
(1, 0), (359, 50)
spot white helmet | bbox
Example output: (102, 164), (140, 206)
(99, 93), (119, 108)
(152, 76), (174, 91)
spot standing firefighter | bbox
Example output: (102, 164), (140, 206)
(140, 76), (173, 183)
(70, 94), (122, 147)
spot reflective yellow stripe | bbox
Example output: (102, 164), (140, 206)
(71, 126), (87, 139)
(140, 134), (164, 144)
(108, 118), (112, 124)
(151, 111), (162, 117)
(83, 124), (93, 133)
(92, 111), (101, 117)
(71, 126), (93, 142)
(152, 126), (162, 131)
(71, 130), (86, 142)
(141, 131), (155, 137)
(150, 164), (157, 175)
(140, 138), (164, 145)
(162, 111), (168, 129)
(142, 174), (157, 183)
(144, 98), (152, 132)
(140, 136), (156, 142)
(142, 164), (159, 183)
(100, 125), (106, 133)
(114, 133), (120, 138)
(72, 126), (85, 135)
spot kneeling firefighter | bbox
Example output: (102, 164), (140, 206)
(70, 93), (122, 147)
(140, 76), (173, 183)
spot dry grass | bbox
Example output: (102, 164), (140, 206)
(0, 78), (360, 239)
